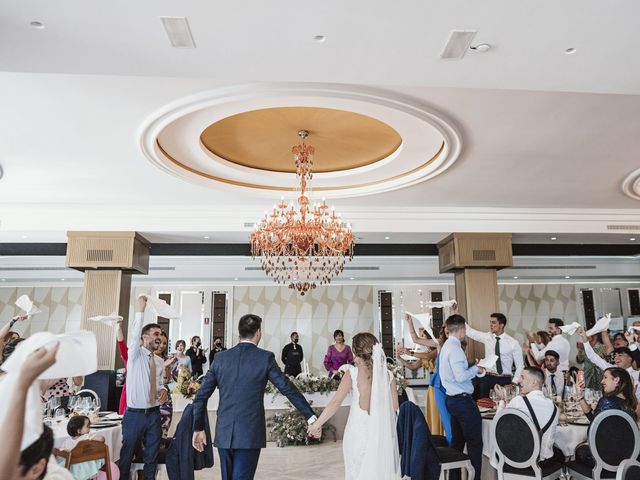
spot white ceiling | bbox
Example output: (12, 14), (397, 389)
(1, 2), (640, 241)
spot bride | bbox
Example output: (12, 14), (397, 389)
(308, 332), (401, 479)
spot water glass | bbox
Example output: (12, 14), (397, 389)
(54, 408), (66, 424)
(489, 389), (497, 403)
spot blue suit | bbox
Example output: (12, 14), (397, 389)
(193, 342), (315, 479)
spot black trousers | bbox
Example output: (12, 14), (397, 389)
(446, 394), (483, 480)
(476, 375), (513, 399)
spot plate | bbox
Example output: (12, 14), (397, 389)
(568, 418), (590, 426)
(97, 411), (115, 417)
(400, 354), (418, 361)
(478, 406), (495, 413)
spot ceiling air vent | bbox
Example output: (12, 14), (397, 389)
(244, 222), (256, 228)
(606, 224), (640, 231)
(86, 249), (114, 262)
(440, 30), (477, 59)
(160, 17), (196, 48)
(473, 249), (496, 261)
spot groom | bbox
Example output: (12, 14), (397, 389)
(192, 314), (318, 479)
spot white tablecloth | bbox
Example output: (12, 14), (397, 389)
(52, 419), (123, 462)
(481, 418), (588, 458)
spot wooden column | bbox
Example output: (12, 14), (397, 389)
(438, 233), (513, 361)
(66, 232), (149, 370)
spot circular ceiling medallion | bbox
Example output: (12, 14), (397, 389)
(200, 107), (402, 173)
(138, 83), (462, 198)
(622, 168), (640, 201)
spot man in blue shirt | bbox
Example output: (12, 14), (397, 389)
(439, 314), (486, 479)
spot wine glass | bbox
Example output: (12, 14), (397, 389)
(54, 408), (66, 424)
(93, 396), (101, 413)
(489, 389), (497, 404)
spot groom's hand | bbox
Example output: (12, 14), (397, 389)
(192, 431), (206, 452)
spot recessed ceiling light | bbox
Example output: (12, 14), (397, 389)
(234, 277), (238, 281)
(564, 276), (571, 279)
(350, 277), (355, 280)
(60, 278), (65, 281)
(470, 43), (491, 52)
(313, 35), (326, 43)
(630, 238), (637, 241)
(564, 47), (577, 55)
(21, 235), (28, 239)
(550, 237), (557, 241)
(30, 21), (45, 29)
(513, 276), (519, 279)
(203, 236), (210, 240)
(384, 236), (391, 240)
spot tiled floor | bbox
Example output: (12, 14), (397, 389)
(159, 441), (345, 480)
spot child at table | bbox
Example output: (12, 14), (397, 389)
(60, 415), (120, 480)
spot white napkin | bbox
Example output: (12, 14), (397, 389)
(0, 331), (97, 450)
(400, 353), (419, 361)
(423, 299), (457, 309)
(560, 322), (582, 335)
(88, 311), (123, 326)
(406, 312), (435, 341)
(477, 354), (499, 370)
(138, 294), (180, 319)
(586, 314), (611, 337)
(15, 294), (41, 317)
(628, 326), (640, 333)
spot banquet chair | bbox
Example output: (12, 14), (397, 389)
(566, 409), (640, 480)
(490, 408), (563, 480)
(616, 459), (640, 480)
(56, 440), (113, 480)
(130, 438), (170, 479)
(76, 388), (100, 403)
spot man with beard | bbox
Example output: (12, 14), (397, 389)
(119, 296), (169, 480)
(281, 332), (304, 377)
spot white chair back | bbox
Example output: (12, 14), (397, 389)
(405, 387), (417, 404)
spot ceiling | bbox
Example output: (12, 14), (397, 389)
(1, 1), (640, 243)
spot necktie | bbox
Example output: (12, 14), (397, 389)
(550, 374), (557, 396)
(495, 336), (503, 374)
(149, 353), (157, 404)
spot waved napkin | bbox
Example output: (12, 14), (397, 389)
(15, 294), (41, 316)
(423, 299), (457, 309)
(138, 294), (180, 319)
(560, 322), (583, 335)
(88, 311), (123, 326)
(406, 312), (435, 341)
(0, 331), (97, 450)
(477, 354), (499, 370)
(586, 314), (611, 337)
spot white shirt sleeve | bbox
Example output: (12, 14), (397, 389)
(584, 342), (612, 371)
(127, 312), (144, 356)
(511, 341), (525, 384)
(465, 323), (491, 343)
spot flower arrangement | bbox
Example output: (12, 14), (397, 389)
(172, 366), (201, 399)
(265, 375), (338, 396)
(268, 405), (336, 447)
(387, 359), (408, 395)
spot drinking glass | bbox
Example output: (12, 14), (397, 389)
(489, 389), (497, 403)
(54, 408), (66, 424)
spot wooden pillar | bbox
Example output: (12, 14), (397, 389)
(66, 232), (149, 370)
(438, 233), (513, 361)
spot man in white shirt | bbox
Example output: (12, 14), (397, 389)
(578, 327), (640, 400)
(542, 351), (567, 400)
(463, 311), (525, 398)
(119, 296), (169, 480)
(496, 367), (563, 466)
(526, 318), (571, 372)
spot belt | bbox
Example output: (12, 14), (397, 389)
(485, 372), (513, 378)
(447, 393), (473, 399)
(127, 406), (160, 414)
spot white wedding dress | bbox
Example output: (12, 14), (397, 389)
(342, 344), (401, 480)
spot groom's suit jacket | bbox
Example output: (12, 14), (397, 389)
(193, 341), (316, 449)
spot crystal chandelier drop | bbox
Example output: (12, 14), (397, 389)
(250, 130), (355, 295)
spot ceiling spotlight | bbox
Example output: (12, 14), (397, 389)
(564, 276), (571, 279)
(350, 277), (355, 280)
(513, 276), (519, 279)
(550, 237), (557, 241)
(470, 43), (491, 52)
(384, 236), (391, 240)
(30, 21), (45, 29)
(313, 35), (326, 43)
(564, 47), (577, 55)
(60, 278), (65, 281)
(203, 236), (210, 240)
(630, 238), (637, 241)
(21, 235), (28, 239)
(234, 277), (238, 281)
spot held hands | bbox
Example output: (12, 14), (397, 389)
(192, 431), (207, 452)
(307, 422), (322, 439)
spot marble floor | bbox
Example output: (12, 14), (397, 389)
(158, 441), (345, 480)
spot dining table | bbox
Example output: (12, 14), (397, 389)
(51, 413), (123, 462)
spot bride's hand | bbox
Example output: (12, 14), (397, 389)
(307, 423), (322, 439)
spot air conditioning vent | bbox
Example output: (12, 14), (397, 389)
(86, 249), (114, 262)
(472, 249), (496, 261)
(160, 17), (196, 48)
(509, 265), (596, 270)
(440, 30), (477, 59)
(244, 222), (256, 228)
(607, 224), (640, 231)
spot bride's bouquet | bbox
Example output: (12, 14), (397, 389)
(387, 360), (408, 394)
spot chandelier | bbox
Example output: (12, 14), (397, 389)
(250, 130), (355, 295)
